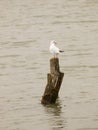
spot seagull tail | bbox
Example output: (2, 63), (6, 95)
(59, 50), (64, 53)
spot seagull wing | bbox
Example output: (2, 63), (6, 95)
(53, 45), (60, 53)
(50, 44), (60, 54)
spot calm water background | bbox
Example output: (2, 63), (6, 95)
(0, 0), (98, 130)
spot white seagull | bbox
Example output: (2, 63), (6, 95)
(49, 40), (64, 58)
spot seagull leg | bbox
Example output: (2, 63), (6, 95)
(54, 53), (55, 58)
(55, 53), (58, 58)
(54, 53), (57, 59)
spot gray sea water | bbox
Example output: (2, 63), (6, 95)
(0, 0), (98, 130)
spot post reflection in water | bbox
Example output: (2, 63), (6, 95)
(43, 98), (67, 130)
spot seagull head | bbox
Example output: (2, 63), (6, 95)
(50, 40), (57, 45)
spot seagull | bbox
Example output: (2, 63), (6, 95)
(49, 40), (64, 58)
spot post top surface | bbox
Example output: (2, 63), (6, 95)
(50, 58), (59, 62)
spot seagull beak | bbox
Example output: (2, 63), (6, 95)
(54, 41), (57, 44)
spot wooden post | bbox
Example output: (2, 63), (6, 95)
(41, 58), (64, 105)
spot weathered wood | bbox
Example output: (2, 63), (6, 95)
(41, 58), (64, 105)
